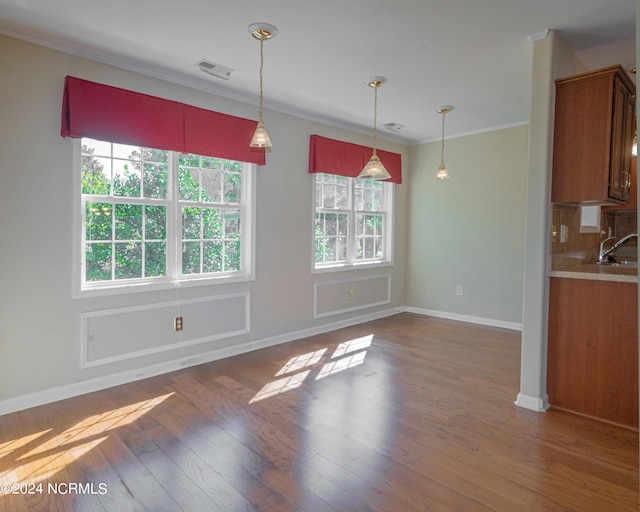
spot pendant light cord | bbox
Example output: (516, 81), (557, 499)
(440, 111), (446, 167)
(372, 85), (378, 157)
(258, 37), (264, 123)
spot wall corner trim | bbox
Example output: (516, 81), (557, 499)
(514, 393), (550, 412)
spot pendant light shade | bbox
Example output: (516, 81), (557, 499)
(435, 105), (454, 180)
(358, 77), (391, 181)
(249, 23), (277, 148)
(250, 121), (271, 148)
(360, 154), (390, 180)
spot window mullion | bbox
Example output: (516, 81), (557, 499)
(347, 178), (356, 264)
(167, 151), (180, 279)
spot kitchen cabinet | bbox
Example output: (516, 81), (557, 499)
(551, 65), (635, 205)
(547, 277), (638, 428)
(605, 154), (637, 211)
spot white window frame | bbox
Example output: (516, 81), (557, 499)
(312, 173), (394, 274)
(73, 138), (256, 298)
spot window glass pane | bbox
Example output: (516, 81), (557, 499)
(364, 189), (373, 210)
(326, 237), (337, 261)
(336, 181), (348, 209)
(182, 207), (201, 239)
(82, 139), (112, 157)
(113, 158), (141, 197)
(143, 162), (168, 199)
(375, 237), (383, 258)
(224, 171), (242, 204)
(364, 214), (375, 235)
(86, 202), (112, 241)
(201, 168), (222, 202)
(323, 185), (336, 209)
(179, 153), (200, 167)
(338, 215), (348, 236)
(203, 241), (223, 272)
(182, 241), (201, 274)
(112, 143), (141, 160)
(314, 211), (349, 264)
(145, 205), (166, 240)
(115, 204), (142, 240)
(82, 155), (112, 195)
(86, 243), (112, 281)
(354, 186), (363, 211)
(145, 242), (166, 277)
(225, 240), (241, 271)
(142, 147), (168, 164)
(203, 208), (222, 239)
(337, 237), (347, 261)
(364, 238), (374, 259)
(325, 213), (337, 236)
(372, 185), (384, 211)
(315, 214), (326, 263)
(179, 166), (200, 201)
(201, 156), (220, 169)
(355, 213), (364, 236)
(224, 209), (241, 239)
(115, 242), (142, 279)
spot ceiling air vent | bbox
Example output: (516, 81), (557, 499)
(196, 59), (234, 80)
(384, 122), (405, 133)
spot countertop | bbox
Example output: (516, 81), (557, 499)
(549, 262), (637, 283)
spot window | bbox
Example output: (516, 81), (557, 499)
(314, 173), (393, 270)
(79, 137), (254, 293)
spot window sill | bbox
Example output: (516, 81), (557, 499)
(312, 260), (392, 275)
(74, 273), (254, 299)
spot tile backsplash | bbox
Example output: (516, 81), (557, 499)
(551, 204), (637, 270)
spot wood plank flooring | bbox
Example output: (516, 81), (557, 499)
(0, 313), (637, 511)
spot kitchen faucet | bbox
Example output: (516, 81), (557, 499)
(598, 233), (638, 264)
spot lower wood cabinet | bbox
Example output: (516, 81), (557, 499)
(547, 277), (638, 428)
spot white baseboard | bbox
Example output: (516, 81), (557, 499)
(401, 306), (523, 331)
(0, 307), (401, 417)
(514, 393), (550, 412)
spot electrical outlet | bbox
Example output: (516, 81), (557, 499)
(456, 285), (463, 296)
(174, 316), (183, 332)
(348, 289), (354, 301)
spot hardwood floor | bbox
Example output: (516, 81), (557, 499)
(0, 313), (637, 511)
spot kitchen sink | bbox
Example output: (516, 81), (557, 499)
(598, 260), (638, 268)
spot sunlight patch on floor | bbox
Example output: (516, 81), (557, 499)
(0, 392), (174, 483)
(316, 350), (367, 380)
(249, 334), (373, 403)
(249, 370), (311, 403)
(332, 334), (373, 358)
(275, 348), (327, 377)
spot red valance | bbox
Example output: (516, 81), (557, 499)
(308, 135), (402, 184)
(61, 76), (265, 165)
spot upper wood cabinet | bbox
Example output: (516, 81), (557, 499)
(551, 65), (636, 205)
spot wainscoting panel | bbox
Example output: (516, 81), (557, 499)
(82, 293), (250, 367)
(314, 274), (391, 318)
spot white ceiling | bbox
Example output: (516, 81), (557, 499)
(0, 0), (635, 144)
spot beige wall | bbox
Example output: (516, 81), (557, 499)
(405, 125), (528, 326)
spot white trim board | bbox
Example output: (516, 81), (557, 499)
(401, 306), (523, 332)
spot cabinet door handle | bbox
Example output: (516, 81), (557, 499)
(623, 170), (631, 189)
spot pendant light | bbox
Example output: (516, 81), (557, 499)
(358, 76), (391, 181)
(248, 23), (277, 148)
(435, 105), (454, 180)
